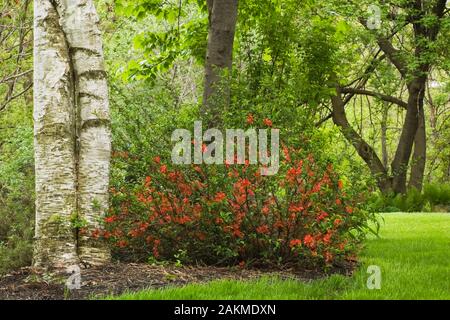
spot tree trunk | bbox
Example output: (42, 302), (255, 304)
(408, 101), (426, 191)
(381, 102), (389, 169)
(33, 0), (111, 270)
(390, 79), (424, 194)
(202, 0), (238, 126)
(331, 86), (392, 193)
(33, 0), (78, 269)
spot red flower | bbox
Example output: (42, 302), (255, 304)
(117, 240), (128, 248)
(91, 229), (101, 239)
(160, 165), (168, 174)
(312, 182), (322, 193)
(338, 180), (344, 190)
(334, 218), (342, 227)
(323, 231), (332, 244)
(246, 114), (254, 124)
(335, 198), (342, 206)
(232, 227), (244, 238)
(256, 224), (269, 235)
(316, 211), (329, 222)
(193, 165), (202, 173)
(288, 204), (304, 213)
(289, 239), (302, 248)
(239, 178), (251, 188)
(345, 206), (353, 214)
(153, 156), (161, 164)
(214, 192), (227, 203)
(263, 118), (273, 127)
(303, 234), (315, 249)
(104, 216), (116, 224)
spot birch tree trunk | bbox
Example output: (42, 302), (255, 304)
(34, 0), (111, 269)
(33, 0), (78, 269)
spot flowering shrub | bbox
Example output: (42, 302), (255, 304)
(102, 116), (377, 269)
(99, 132), (375, 270)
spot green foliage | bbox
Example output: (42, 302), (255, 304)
(0, 124), (34, 274)
(423, 183), (450, 208)
(367, 183), (450, 213)
(113, 0), (207, 82)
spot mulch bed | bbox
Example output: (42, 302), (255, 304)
(0, 262), (354, 300)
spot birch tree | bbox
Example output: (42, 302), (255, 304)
(34, 0), (110, 269)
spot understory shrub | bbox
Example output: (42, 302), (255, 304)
(366, 183), (450, 213)
(99, 140), (377, 270)
(0, 125), (35, 275)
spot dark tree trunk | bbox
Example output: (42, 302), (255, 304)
(202, 0), (238, 127)
(381, 102), (389, 169)
(331, 86), (392, 193)
(390, 79), (425, 194)
(409, 100), (426, 191)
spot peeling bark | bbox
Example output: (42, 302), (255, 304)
(33, 0), (111, 269)
(33, 0), (78, 269)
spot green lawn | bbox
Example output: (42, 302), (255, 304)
(111, 213), (450, 300)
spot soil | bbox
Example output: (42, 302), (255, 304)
(0, 262), (354, 300)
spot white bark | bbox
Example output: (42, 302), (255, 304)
(34, 0), (111, 269)
(33, 0), (78, 268)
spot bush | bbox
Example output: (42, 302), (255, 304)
(0, 124), (35, 275)
(366, 183), (450, 213)
(423, 183), (450, 208)
(98, 143), (376, 270)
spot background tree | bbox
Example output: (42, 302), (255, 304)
(312, 0), (449, 194)
(202, 0), (238, 126)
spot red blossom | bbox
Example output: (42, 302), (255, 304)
(290, 239), (302, 248)
(334, 218), (342, 227)
(263, 118), (273, 127)
(316, 211), (329, 222)
(117, 240), (128, 248)
(214, 192), (227, 203)
(256, 224), (269, 235)
(303, 234), (315, 249)
(104, 216), (117, 224)
(160, 165), (168, 174)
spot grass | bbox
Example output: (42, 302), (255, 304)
(110, 213), (450, 300)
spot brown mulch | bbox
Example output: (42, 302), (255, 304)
(0, 262), (354, 300)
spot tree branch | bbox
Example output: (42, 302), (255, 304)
(340, 87), (408, 109)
